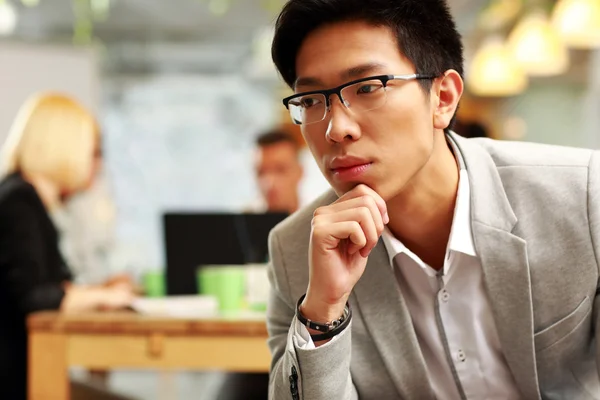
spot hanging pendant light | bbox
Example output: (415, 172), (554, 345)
(0, 0), (18, 36)
(552, 0), (600, 49)
(467, 36), (528, 97)
(508, 10), (570, 76)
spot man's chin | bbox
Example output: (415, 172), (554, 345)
(267, 203), (291, 214)
(332, 181), (379, 198)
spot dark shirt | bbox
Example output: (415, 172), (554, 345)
(0, 172), (72, 399)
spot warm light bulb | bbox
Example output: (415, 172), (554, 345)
(20, 0), (39, 7)
(552, 0), (600, 48)
(0, 0), (18, 36)
(209, 0), (230, 15)
(508, 11), (570, 76)
(467, 37), (528, 97)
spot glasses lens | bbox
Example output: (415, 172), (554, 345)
(288, 93), (327, 125)
(341, 79), (386, 113)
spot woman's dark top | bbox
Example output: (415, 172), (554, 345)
(0, 172), (72, 399)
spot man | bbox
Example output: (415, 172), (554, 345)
(254, 130), (303, 214)
(265, 0), (600, 399)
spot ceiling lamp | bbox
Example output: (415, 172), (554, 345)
(20, 0), (39, 7)
(508, 11), (570, 76)
(552, 0), (600, 49)
(477, 0), (524, 32)
(209, 0), (230, 15)
(467, 37), (528, 97)
(0, 0), (18, 36)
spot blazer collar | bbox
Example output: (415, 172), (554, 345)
(449, 132), (541, 399)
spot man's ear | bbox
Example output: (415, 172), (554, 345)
(432, 70), (463, 130)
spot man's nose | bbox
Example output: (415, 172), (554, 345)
(325, 96), (361, 144)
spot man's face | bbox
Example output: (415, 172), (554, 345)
(255, 142), (303, 213)
(295, 20), (439, 200)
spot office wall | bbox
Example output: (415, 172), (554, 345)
(584, 49), (600, 149)
(0, 41), (99, 145)
(102, 73), (329, 273)
(503, 82), (588, 147)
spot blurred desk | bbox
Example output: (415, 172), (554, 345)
(27, 311), (270, 400)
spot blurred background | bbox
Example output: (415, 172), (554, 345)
(1, 0), (599, 277)
(0, 0), (598, 398)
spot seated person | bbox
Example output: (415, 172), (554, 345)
(215, 130), (304, 400)
(0, 93), (134, 399)
(253, 129), (303, 214)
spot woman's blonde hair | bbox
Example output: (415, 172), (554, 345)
(0, 92), (100, 192)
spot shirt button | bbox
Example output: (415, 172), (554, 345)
(441, 289), (450, 302)
(457, 349), (466, 362)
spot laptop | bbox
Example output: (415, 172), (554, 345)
(163, 212), (288, 295)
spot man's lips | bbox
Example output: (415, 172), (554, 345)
(331, 163), (372, 174)
(328, 156), (373, 181)
(329, 156), (372, 171)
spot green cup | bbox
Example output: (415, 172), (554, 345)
(197, 267), (219, 297)
(143, 271), (166, 297)
(197, 266), (246, 313)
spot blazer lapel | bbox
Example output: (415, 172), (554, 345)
(453, 134), (541, 400)
(352, 242), (435, 400)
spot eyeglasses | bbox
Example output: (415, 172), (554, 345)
(283, 74), (436, 126)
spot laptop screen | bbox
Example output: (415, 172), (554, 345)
(163, 212), (288, 295)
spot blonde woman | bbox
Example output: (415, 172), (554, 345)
(0, 93), (134, 399)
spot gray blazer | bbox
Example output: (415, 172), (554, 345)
(266, 133), (600, 400)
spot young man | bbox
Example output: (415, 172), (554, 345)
(253, 130), (304, 215)
(265, 0), (600, 399)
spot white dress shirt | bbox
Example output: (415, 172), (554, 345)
(381, 168), (521, 399)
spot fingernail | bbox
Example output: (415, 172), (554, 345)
(384, 212), (390, 224)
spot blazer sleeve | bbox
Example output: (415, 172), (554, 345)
(589, 150), (600, 379)
(0, 193), (67, 315)
(266, 228), (358, 400)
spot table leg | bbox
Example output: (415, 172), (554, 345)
(29, 332), (70, 400)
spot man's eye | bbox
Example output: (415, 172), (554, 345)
(300, 97), (322, 108)
(356, 84), (383, 95)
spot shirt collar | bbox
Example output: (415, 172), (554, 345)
(381, 138), (477, 269)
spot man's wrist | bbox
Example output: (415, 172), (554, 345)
(297, 293), (352, 343)
(299, 295), (348, 327)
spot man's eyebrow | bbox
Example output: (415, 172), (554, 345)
(294, 62), (388, 90)
(294, 76), (323, 89)
(342, 63), (388, 80)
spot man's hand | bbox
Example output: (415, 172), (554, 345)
(61, 284), (135, 312)
(103, 273), (132, 288)
(98, 286), (136, 311)
(301, 185), (388, 329)
(103, 274), (142, 295)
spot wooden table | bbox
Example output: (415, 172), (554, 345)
(28, 311), (270, 400)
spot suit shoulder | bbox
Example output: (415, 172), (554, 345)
(471, 138), (593, 168)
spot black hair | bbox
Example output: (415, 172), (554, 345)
(271, 0), (464, 131)
(256, 130), (299, 150)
